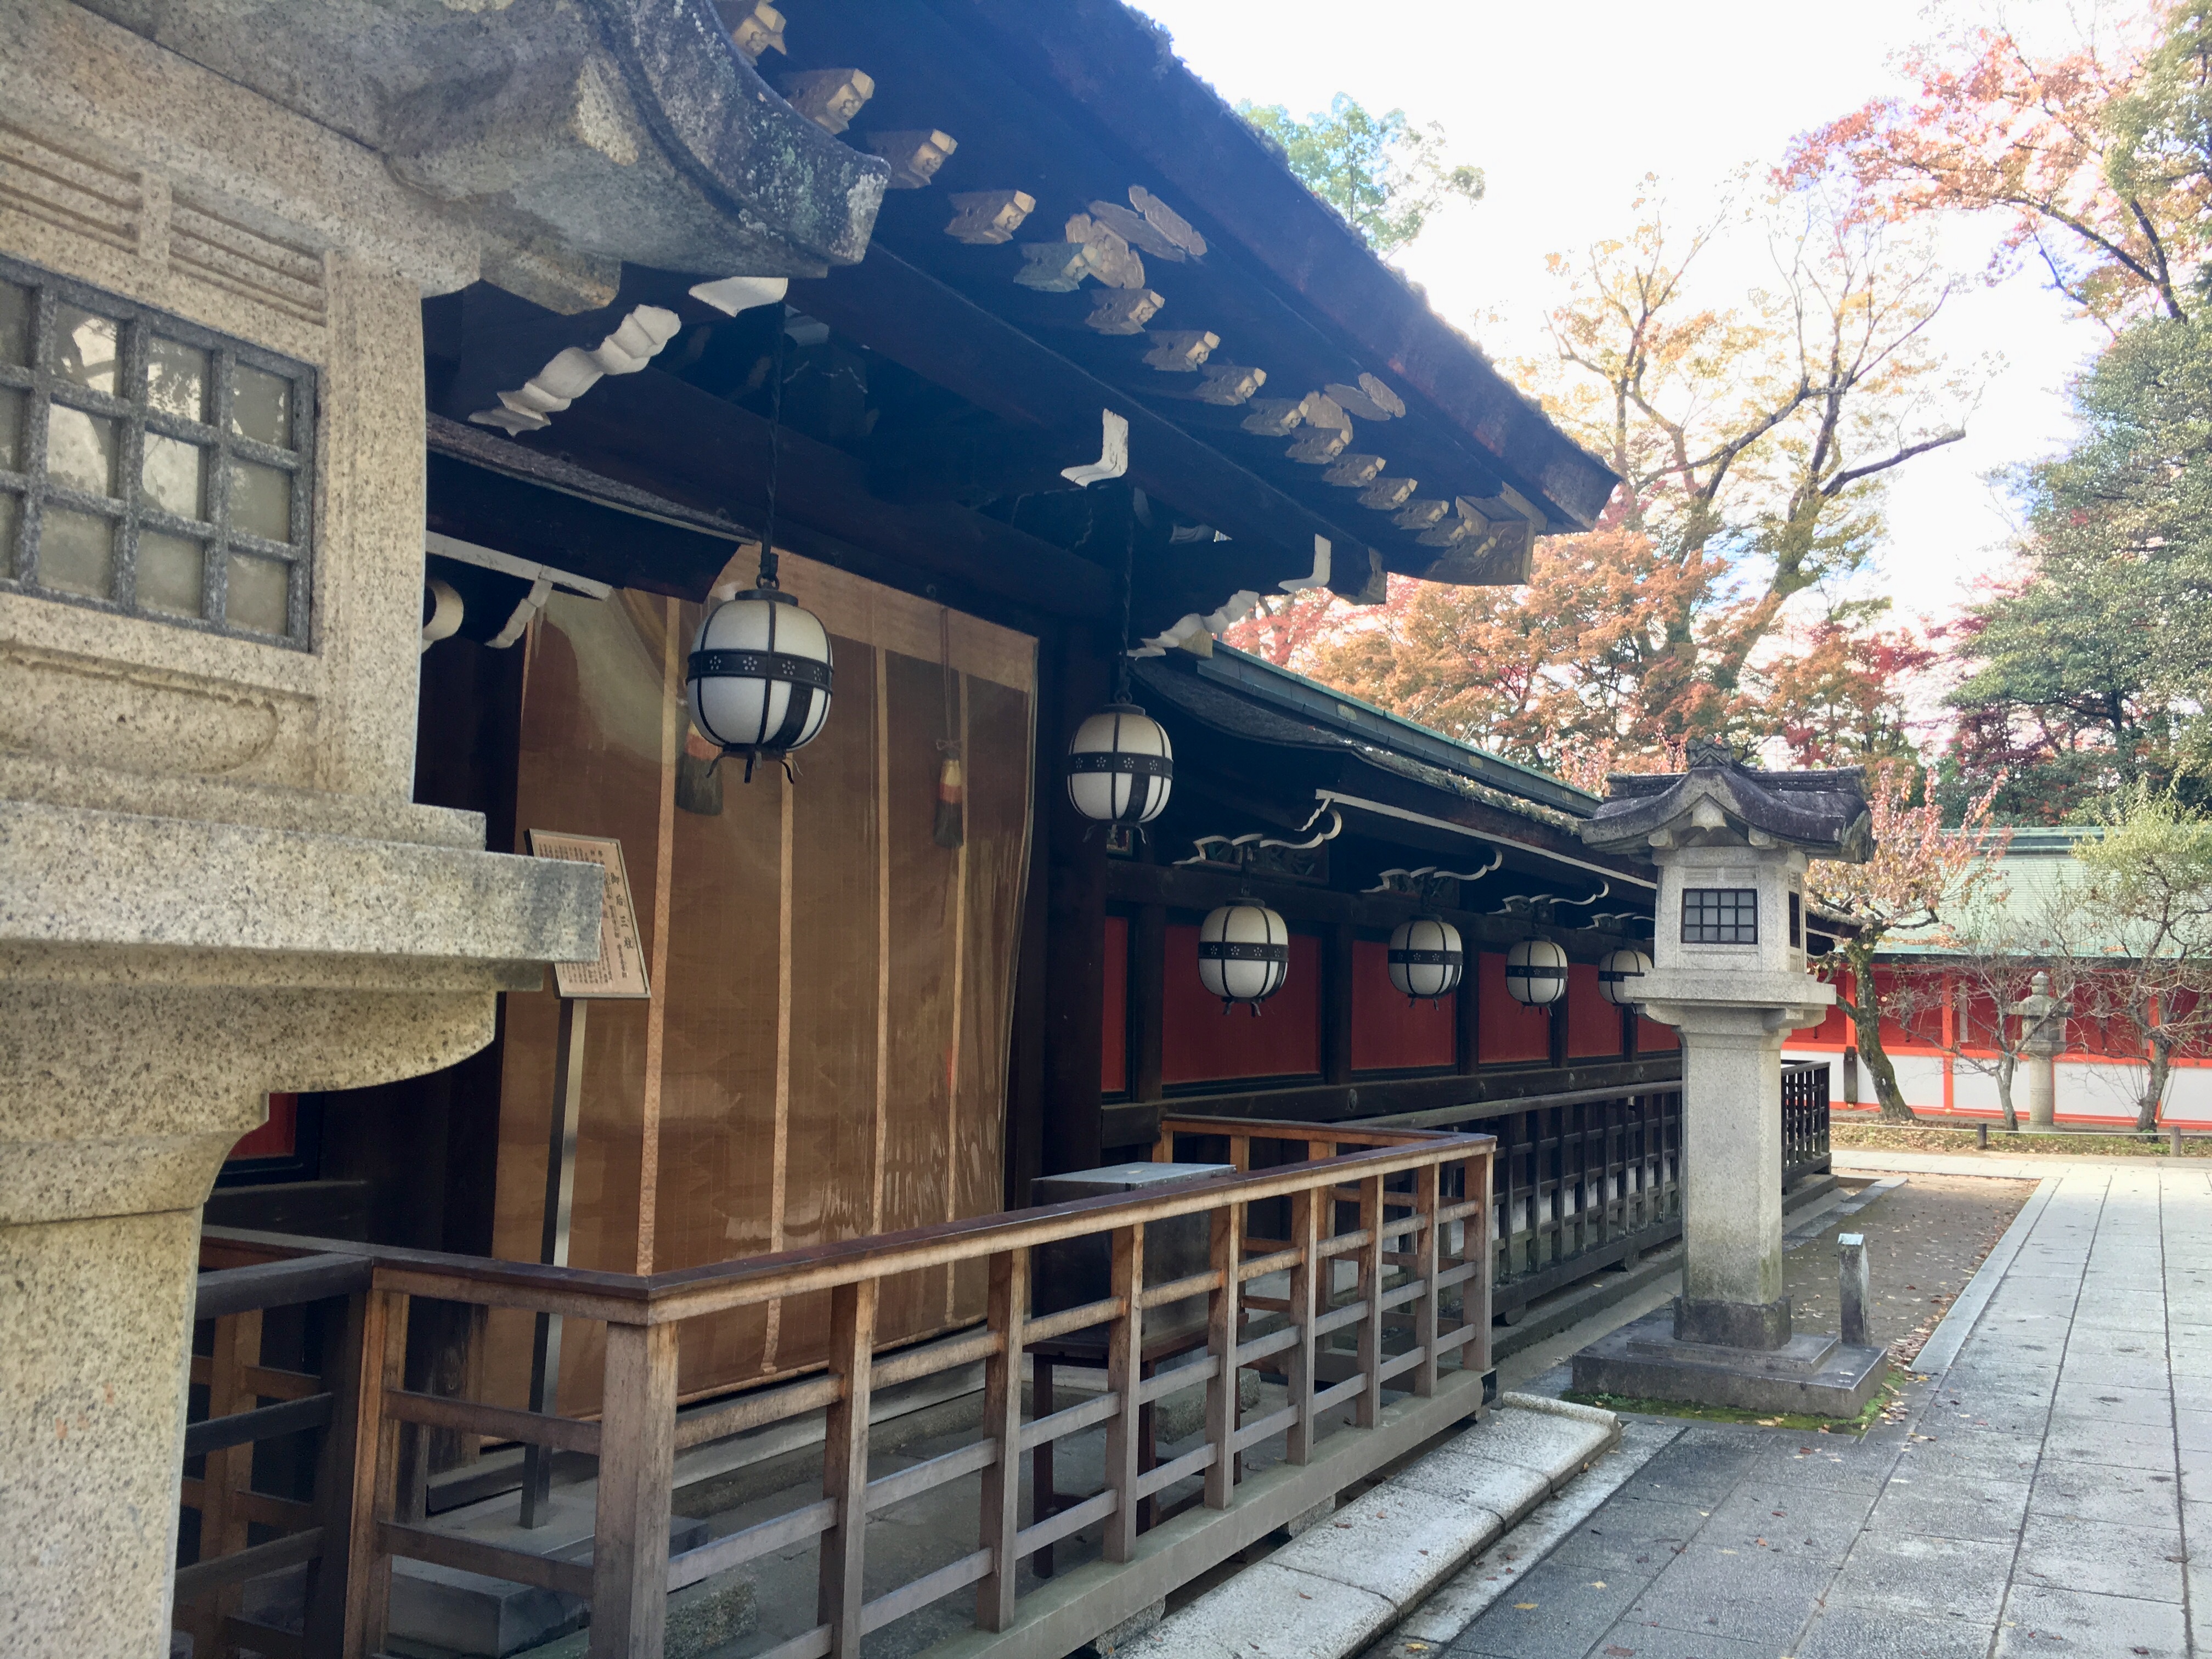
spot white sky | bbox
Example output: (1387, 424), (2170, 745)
(1133, 0), (2114, 635)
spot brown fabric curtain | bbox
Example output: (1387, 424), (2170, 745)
(488, 551), (1035, 1410)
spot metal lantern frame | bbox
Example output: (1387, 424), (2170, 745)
(682, 312), (834, 782)
(1198, 898), (1290, 1013)
(1387, 915), (1464, 1005)
(1066, 701), (1173, 825)
(1503, 935), (1569, 1007)
(1596, 947), (1654, 1008)
(687, 585), (834, 780)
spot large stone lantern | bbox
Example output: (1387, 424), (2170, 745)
(1570, 743), (1886, 1415)
(0, 2), (884, 1651)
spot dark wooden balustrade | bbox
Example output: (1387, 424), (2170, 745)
(178, 1117), (1494, 1659)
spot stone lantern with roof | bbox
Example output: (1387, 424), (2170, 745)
(1570, 743), (1887, 1415)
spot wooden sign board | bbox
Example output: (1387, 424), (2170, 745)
(528, 831), (652, 1000)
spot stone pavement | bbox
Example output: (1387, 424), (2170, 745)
(1433, 1158), (2210, 1659)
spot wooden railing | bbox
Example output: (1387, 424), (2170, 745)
(182, 1118), (1493, 1659)
(175, 1247), (383, 1659)
(1353, 1064), (1829, 1323)
(1782, 1056), (1833, 1182)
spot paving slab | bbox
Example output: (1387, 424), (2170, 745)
(1993, 1583), (2190, 1658)
(1172, 1159), (2211, 1659)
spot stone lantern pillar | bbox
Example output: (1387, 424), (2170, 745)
(0, 3), (888, 1649)
(1570, 743), (1887, 1417)
(2008, 971), (2069, 1131)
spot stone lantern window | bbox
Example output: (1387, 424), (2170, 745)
(1681, 886), (1758, 944)
(0, 256), (315, 645)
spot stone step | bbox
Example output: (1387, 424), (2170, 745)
(1120, 1395), (1620, 1659)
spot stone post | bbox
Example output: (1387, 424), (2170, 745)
(1837, 1233), (1870, 1347)
(2009, 973), (2068, 1132)
(1672, 1005), (1795, 1346)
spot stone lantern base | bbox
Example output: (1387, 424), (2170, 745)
(1573, 1307), (1887, 1419)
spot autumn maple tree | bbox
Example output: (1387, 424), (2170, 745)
(1786, 7), (2204, 322)
(1229, 180), (1970, 779)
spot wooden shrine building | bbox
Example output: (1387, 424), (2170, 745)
(176, 0), (1668, 1413)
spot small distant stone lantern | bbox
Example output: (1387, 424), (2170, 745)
(1570, 742), (1885, 1416)
(2007, 970), (2070, 1131)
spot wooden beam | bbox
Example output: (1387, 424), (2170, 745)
(1103, 858), (1644, 961)
(514, 366), (1117, 619)
(789, 250), (1357, 585)
(1094, 1057), (1685, 1142)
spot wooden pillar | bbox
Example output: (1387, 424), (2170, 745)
(1455, 959), (1480, 1074)
(1040, 622), (1115, 1177)
(976, 1250), (1028, 1630)
(1130, 902), (1166, 1104)
(1003, 625), (1059, 1207)
(819, 1280), (879, 1655)
(1284, 1187), (1318, 1465)
(1355, 1175), (1384, 1427)
(1323, 922), (1356, 1087)
(340, 1288), (409, 1659)
(589, 1322), (679, 1659)
(1203, 1202), (1243, 1508)
(1102, 1223), (1145, 1562)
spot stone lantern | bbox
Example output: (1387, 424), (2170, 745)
(2008, 970), (2070, 1131)
(0, 3), (884, 1650)
(1569, 743), (1886, 1415)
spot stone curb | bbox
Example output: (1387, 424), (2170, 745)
(1910, 1171), (2061, 1377)
(1124, 1400), (1621, 1658)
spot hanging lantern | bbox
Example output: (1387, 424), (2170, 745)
(1387, 916), (1464, 1003)
(686, 583), (834, 780)
(1597, 947), (1653, 1007)
(1504, 937), (1568, 1007)
(684, 314), (832, 782)
(1067, 702), (1173, 825)
(1198, 900), (1289, 1012)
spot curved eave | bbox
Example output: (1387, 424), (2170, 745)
(939, 0), (1621, 531)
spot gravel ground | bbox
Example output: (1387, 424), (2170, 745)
(1786, 1173), (2034, 1358)
(1833, 1119), (2210, 1158)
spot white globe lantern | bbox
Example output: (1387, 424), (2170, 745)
(1198, 900), (1289, 1010)
(1067, 702), (1173, 825)
(1596, 947), (1653, 1007)
(1387, 917), (1464, 1003)
(1504, 937), (1568, 1007)
(686, 585), (834, 780)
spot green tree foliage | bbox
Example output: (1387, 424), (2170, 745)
(1944, 314), (2212, 819)
(1238, 94), (1483, 254)
(2074, 788), (2212, 1129)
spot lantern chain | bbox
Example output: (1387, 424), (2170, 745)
(758, 315), (788, 591)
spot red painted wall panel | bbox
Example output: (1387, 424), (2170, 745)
(1565, 961), (1622, 1058)
(229, 1092), (297, 1160)
(1476, 950), (1552, 1063)
(1163, 922), (1322, 1085)
(1101, 913), (1129, 1096)
(1350, 938), (1455, 1071)
(1636, 1015), (1679, 1052)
